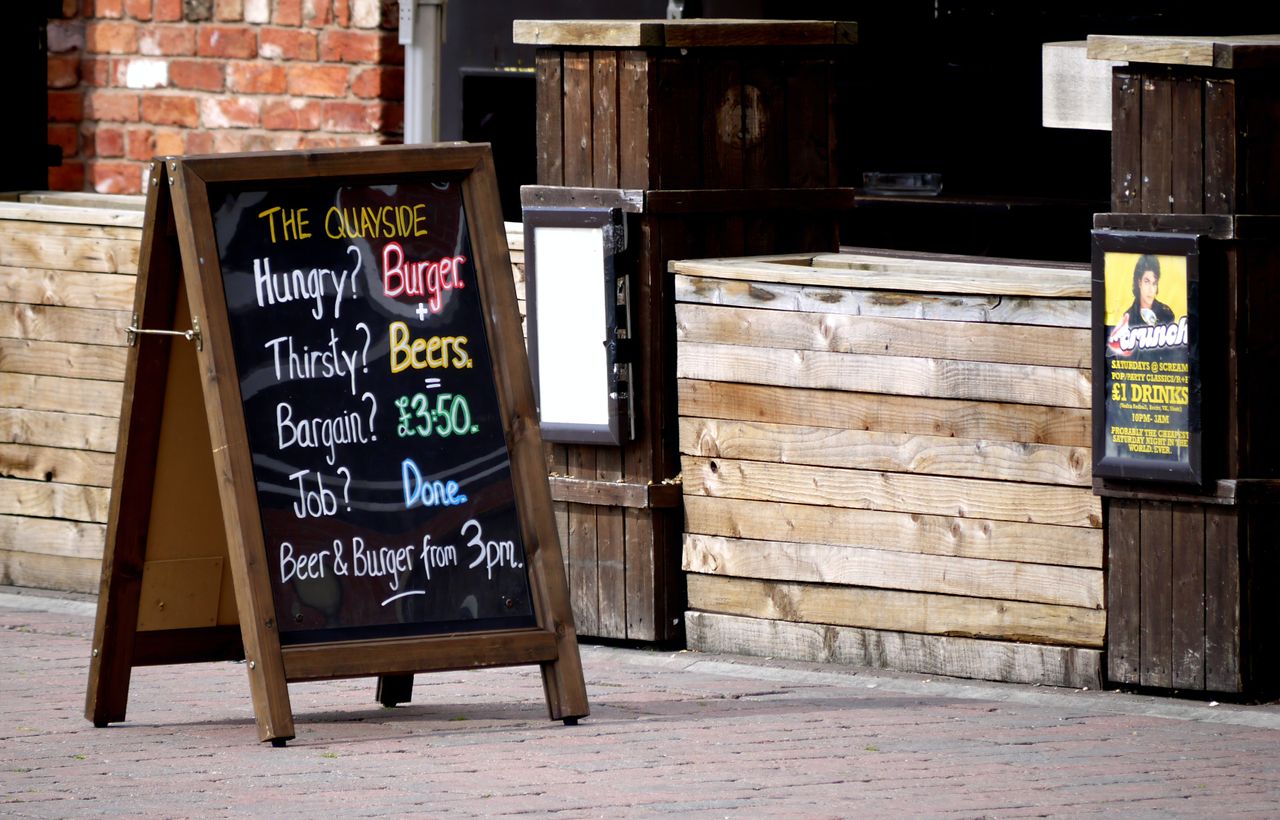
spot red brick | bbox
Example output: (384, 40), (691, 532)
(321, 100), (380, 133)
(91, 160), (145, 194)
(273, 0), (301, 26)
(259, 27), (317, 61)
(95, 126), (126, 156)
(211, 130), (289, 153)
(261, 98), (322, 130)
(56, 0), (79, 19)
(124, 127), (152, 160)
(49, 161), (87, 191)
(155, 0), (182, 21)
(124, 0), (153, 20)
(201, 96), (261, 128)
(287, 64), (348, 97)
(80, 57), (112, 87)
(227, 62), (286, 94)
(215, 0), (244, 21)
(48, 123), (81, 158)
(87, 21), (139, 54)
(153, 129), (186, 156)
(140, 94), (199, 126)
(169, 60), (225, 90)
(95, 0), (125, 18)
(47, 54), (80, 89)
(351, 66), (401, 100)
(302, 0), (332, 28)
(334, 0), (349, 27)
(185, 130), (215, 153)
(87, 89), (142, 121)
(49, 89), (86, 121)
(197, 26), (257, 59)
(139, 26), (196, 56)
(319, 29), (381, 64)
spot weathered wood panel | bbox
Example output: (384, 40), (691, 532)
(0, 478), (111, 523)
(677, 250), (1103, 684)
(0, 266), (136, 310)
(684, 534), (1103, 609)
(676, 303), (1091, 368)
(0, 408), (118, 452)
(681, 455), (1099, 527)
(0, 338), (129, 380)
(687, 574), (1105, 647)
(678, 380), (1091, 448)
(0, 373), (124, 417)
(680, 417), (1091, 486)
(686, 611), (1102, 689)
(684, 496), (1103, 569)
(677, 342), (1092, 408)
(676, 272), (1092, 328)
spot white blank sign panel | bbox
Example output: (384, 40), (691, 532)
(533, 226), (610, 429)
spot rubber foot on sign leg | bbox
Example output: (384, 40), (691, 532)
(271, 738), (287, 748)
(563, 717), (579, 726)
(93, 721), (109, 728)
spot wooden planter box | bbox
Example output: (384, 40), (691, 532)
(675, 249), (1103, 688)
(0, 192), (143, 593)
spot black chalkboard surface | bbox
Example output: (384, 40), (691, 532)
(213, 177), (534, 644)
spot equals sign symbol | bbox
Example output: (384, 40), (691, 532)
(424, 378), (442, 390)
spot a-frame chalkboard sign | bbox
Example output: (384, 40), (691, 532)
(85, 144), (587, 745)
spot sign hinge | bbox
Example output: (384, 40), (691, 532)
(126, 313), (203, 351)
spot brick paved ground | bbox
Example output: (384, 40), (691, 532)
(3, 589), (1280, 817)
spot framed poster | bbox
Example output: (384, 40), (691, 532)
(1091, 231), (1202, 484)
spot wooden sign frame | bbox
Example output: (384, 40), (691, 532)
(85, 144), (587, 745)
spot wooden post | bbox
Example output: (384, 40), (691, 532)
(1088, 34), (1280, 695)
(515, 19), (857, 642)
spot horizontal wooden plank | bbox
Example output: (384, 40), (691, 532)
(808, 253), (1090, 297)
(0, 201), (145, 228)
(548, 475), (682, 509)
(15, 191), (144, 211)
(680, 418), (1091, 487)
(0, 338), (129, 381)
(0, 373), (124, 417)
(1086, 33), (1280, 69)
(0, 265), (136, 310)
(672, 256), (1088, 298)
(678, 380), (1091, 448)
(0, 226), (139, 275)
(686, 574), (1104, 647)
(685, 611), (1102, 689)
(684, 495), (1103, 568)
(678, 342), (1091, 408)
(682, 456), (1100, 527)
(0, 442), (116, 487)
(0, 513), (107, 560)
(683, 534), (1103, 608)
(513, 19), (856, 48)
(676, 274), (1090, 328)
(0, 548), (101, 593)
(0, 303), (131, 346)
(282, 629), (561, 681)
(676, 303), (1090, 368)
(0, 408), (119, 452)
(0, 477), (110, 522)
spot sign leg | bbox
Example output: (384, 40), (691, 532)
(376, 674), (415, 706)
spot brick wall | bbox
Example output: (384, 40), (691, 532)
(46, 0), (405, 194)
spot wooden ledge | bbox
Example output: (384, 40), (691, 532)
(1087, 34), (1280, 70)
(548, 475), (682, 509)
(514, 19), (857, 49)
